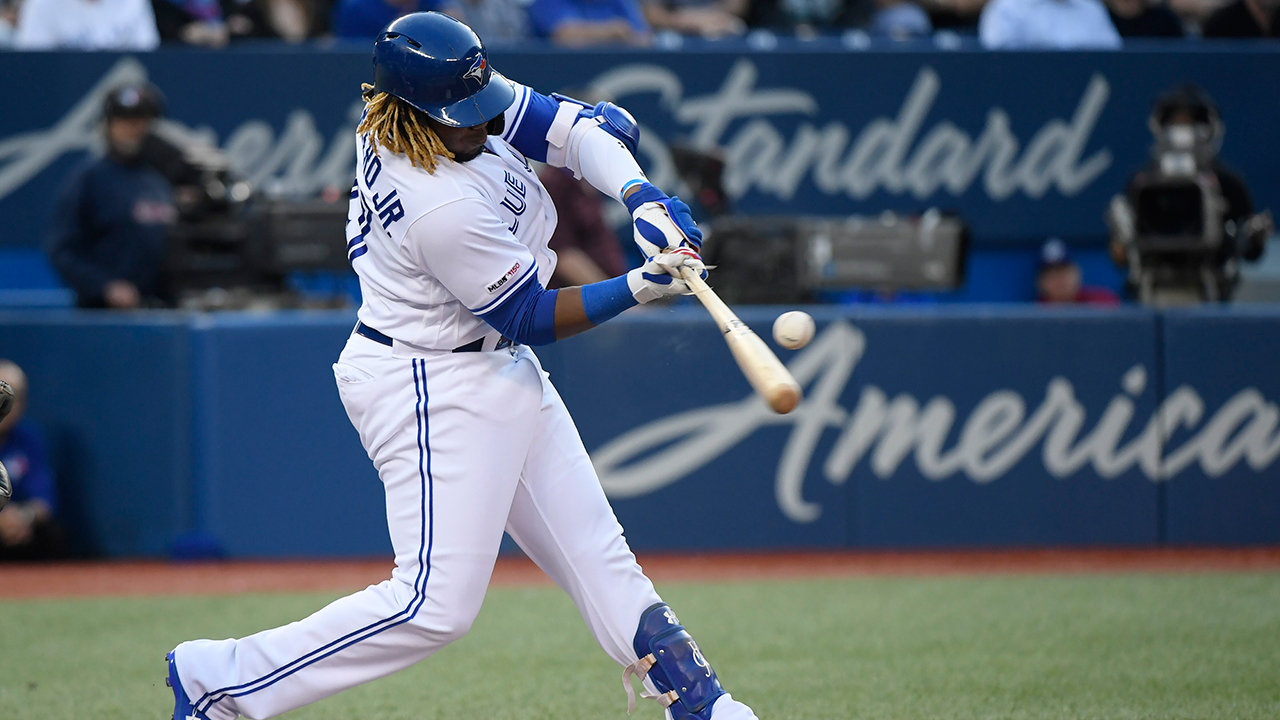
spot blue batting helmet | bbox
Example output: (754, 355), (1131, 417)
(371, 12), (515, 128)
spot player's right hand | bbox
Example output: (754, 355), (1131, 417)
(626, 253), (705, 304)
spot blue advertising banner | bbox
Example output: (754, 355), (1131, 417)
(843, 311), (1161, 547)
(3, 306), (1278, 556)
(189, 314), (390, 557)
(1, 46), (1278, 254)
(0, 312), (192, 556)
(1162, 307), (1280, 545)
(587, 308), (1164, 549)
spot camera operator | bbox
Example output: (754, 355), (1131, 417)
(1108, 85), (1272, 305)
(47, 83), (177, 309)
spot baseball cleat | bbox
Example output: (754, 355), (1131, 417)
(166, 650), (207, 720)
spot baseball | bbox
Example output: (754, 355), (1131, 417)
(772, 311), (815, 350)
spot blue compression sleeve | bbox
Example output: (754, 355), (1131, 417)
(477, 276), (559, 346)
(479, 274), (637, 345)
(580, 274), (638, 326)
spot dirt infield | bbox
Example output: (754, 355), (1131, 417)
(2, 548), (1279, 600)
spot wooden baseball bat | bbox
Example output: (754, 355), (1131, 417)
(679, 267), (802, 414)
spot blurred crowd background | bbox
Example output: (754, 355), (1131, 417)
(0, 0), (1277, 50)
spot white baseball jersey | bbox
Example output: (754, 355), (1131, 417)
(347, 128), (557, 352)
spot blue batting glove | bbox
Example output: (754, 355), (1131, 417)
(623, 182), (704, 261)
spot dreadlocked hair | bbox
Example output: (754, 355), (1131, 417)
(356, 84), (454, 174)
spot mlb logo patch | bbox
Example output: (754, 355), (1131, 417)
(487, 261), (520, 293)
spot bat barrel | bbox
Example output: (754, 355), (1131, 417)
(681, 266), (803, 415)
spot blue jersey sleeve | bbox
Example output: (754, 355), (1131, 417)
(619, 0), (648, 32)
(500, 83), (564, 164)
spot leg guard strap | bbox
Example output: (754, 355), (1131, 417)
(623, 603), (725, 720)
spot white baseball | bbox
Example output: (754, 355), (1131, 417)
(772, 311), (815, 350)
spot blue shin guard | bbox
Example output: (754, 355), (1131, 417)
(623, 603), (725, 720)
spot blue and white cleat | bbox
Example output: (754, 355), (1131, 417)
(166, 650), (207, 720)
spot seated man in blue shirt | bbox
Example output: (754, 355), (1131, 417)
(979, 0), (1122, 48)
(47, 83), (177, 309)
(0, 360), (68, 562)
(529, 0), (650, 44)
(335, 0), (446, 38)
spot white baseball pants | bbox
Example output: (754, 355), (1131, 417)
(172, 335), (755, 720)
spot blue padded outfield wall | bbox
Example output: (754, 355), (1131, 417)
(0, 306), (1277, 558)
(2, 44), (1279, 252)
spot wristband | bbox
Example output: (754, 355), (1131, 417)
(622, 182), (668, 215)
(579, 274), (639, 326)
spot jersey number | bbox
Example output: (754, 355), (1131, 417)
(346, 186), (406, 264)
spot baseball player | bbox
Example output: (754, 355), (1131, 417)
(166, 12), (760, 720)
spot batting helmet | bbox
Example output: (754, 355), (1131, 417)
(371, 12), (515, 128)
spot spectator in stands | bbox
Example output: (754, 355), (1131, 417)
(1202, 0), (1279, 35)
(0, 0), (19, 46)
(751, 0), (931, 38)
(641, 0), (747, 37)
(14, 0), (160, 49)
(48, 83), (177, 310)
(870, 0), (932, 35)
(1165, 0), (1225, 30)
(446, 0), (534, 40)
(152, 0), (314, 46)
(1105, 0), (1185, 35)
(747, 0), (867, 32)
(1037, 239), (1120, 305)
(335, 0), (443, 38)
(537, 166), (630, 287)
(979, 0), (1122, 48)
(0, 361), (69, 562)
(917, 0), (986, 32)
(528, 0), (650, 45)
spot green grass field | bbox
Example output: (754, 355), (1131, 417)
(2, 573), (1278, 720)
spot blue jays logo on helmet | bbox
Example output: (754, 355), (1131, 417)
(463, 55), (487, 86)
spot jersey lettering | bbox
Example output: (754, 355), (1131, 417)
(362, 143), (382, 187)
(373, 189), (405, 229)
(500, 171), (527, 233)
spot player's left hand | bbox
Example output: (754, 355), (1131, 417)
(624, 182), (703, 269)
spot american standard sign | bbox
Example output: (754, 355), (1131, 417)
(587, 60), (1112, 203)
(593, 322), (1280, 523)
(0, 57), (1113, 209)
(0, 58), (363, 202)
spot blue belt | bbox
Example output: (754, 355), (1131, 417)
(354, 322), (393, 347)
(355, 322), (511, 353)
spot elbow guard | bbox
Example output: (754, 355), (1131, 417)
(590, 101), (640, 156)
(548, 93), (640, 160)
